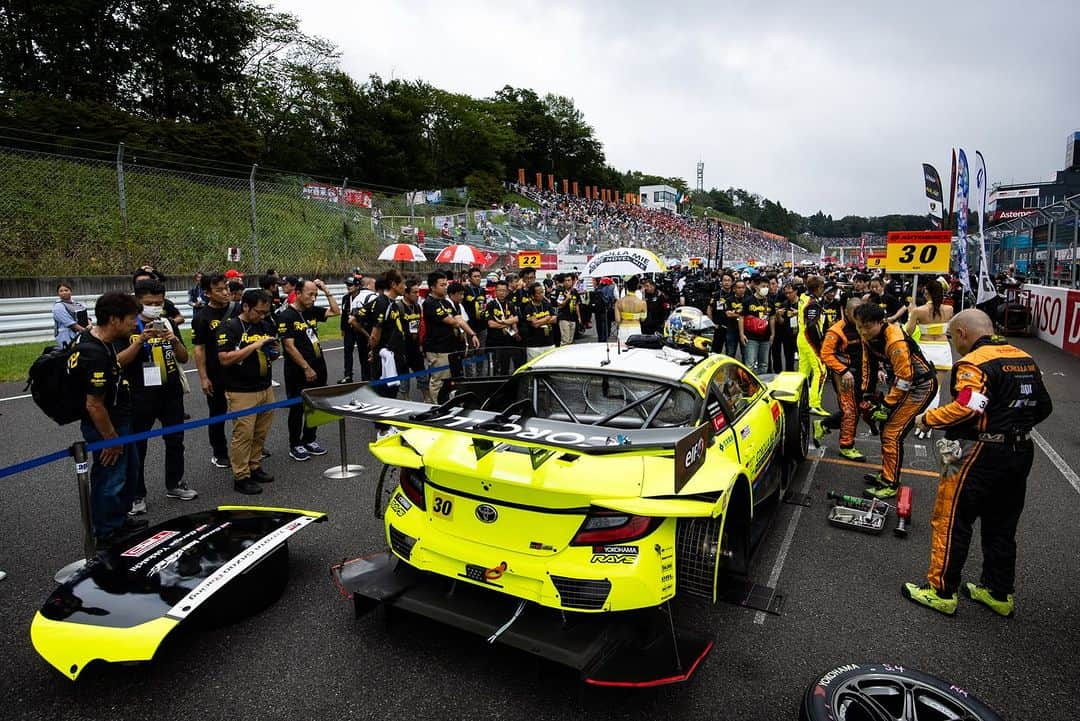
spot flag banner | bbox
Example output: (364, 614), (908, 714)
(956, 150), (971, 288)
(553, 233), (572, 254)
(922, 163), (944, 229)
(974, 151), (996, 304)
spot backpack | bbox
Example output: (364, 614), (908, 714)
(26, 342), (84, 425)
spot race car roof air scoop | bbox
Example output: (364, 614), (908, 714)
(31, 506), (326, 680)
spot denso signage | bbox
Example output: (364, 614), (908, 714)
(1023, 284), (1080, 358)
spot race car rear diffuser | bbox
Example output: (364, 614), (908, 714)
(332, 552), (713, 687)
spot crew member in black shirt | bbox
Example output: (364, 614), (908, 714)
(641, 276), (670, 336)
(486, 279), (520, 375)
(397, 279), (425, 400)
(520, 281), (557, 359)
(423, 271), (478, 403)
(463, 267), (489, 375)
(191, 273), (239, 468)
(218, 289), (279, 494)
(74, 291), (143, 546)
(369, 270), (407, 398)
(771, 282), (798, 372)
(821, 284), (842, 328)
(118, 279), (195, 516)
(278, 278), (339, 461)
(866, 276), (905, 324)
(338, 277), (363, 383)
(554, 273), (582, 345)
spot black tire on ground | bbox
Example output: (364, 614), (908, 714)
(800, 662), (1005, 721)
(783, 385), (810, 463)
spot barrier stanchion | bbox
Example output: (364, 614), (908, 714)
(323, 418), (364, 479)
(54, 441), (94, 583)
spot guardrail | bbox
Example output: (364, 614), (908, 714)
(0, 284), (350, 347)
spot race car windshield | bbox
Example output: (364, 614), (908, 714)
(521, 372), (699, 429)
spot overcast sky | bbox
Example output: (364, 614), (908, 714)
(272, 0), (1080, 218)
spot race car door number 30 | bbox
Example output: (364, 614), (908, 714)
(432, 495), (454, 519)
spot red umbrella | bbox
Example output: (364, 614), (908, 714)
(377, 243), (427, 262)
(434, 244), (487, 265)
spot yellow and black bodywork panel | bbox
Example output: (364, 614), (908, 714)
(31, 506), (326, 680)
(304, 346), (804, 614)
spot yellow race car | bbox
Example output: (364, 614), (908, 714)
(307, 339), (808, 686)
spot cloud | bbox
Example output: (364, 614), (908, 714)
(271, 0), (1080, 217)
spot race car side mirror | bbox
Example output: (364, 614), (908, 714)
(770, 389), (797, 401)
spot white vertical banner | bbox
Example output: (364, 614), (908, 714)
(974, 151), (996, 304)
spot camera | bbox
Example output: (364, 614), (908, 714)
(150, 319), (165, 333)
(263, 339), (281, 361)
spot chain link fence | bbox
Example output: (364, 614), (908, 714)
(0, 140), (390, 278)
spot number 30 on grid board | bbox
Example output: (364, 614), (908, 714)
(885, 231), (952, 274)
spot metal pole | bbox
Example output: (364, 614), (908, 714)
(1073, 210), (1079, 289)
(1045, 220), (1054, 286)
(340, 177), (349, 252)
(717, 224), (725, 269)
(249, 164), (259, 273)
(116, 142), (127, 237)
(409, 191), (415, 223)
(55, 441), (95, 582)
(323, 418), (364, 479)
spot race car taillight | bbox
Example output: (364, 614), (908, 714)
(399, 468), (426, 510)
(570, 512), (661, 546)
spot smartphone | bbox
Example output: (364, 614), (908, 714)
(151, 319), (165, 333)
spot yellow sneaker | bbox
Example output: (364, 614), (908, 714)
(963, 582), (1015, 618)
(902, 582), (957, 615)
(839, 447), (867, 462)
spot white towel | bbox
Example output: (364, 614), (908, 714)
(379, 348), (400, 387)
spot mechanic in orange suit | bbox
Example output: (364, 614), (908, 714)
(853, 302), (937, 499)
(901, 310), (1052, 617)
(816, 298), (874, 462)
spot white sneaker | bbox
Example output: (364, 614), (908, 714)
(128, 497), (147, 515)
(166, 484), (198, 501)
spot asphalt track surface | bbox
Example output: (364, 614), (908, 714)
(1, 333), (1078, 720)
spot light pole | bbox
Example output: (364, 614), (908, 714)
(716, 222), (725, 270)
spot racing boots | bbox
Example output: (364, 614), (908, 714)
(810, 406), (831, 417)
(839, 447), (867, 462)
(901, 582), (958, 616)
(812, 420), (829, 448)
(963, 583), (1015, 618)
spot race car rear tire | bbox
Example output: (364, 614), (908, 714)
(800, 663), (1005, 721)
(783, 384), (810, 462)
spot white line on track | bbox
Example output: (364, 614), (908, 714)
(1032, 430), (1080, 496)
(754, 447), (824, 625)
(0, 344), (347, 403)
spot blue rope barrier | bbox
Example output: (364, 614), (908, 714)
(0, 353), (487, 479)
(0, 449), (74, 481)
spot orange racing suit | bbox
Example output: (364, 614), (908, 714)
(820, 318), (874, 449)
(862, 323), (937, 486)
(920, 336), (1052, 596)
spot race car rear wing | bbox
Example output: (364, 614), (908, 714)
(303, 383), (698, 458)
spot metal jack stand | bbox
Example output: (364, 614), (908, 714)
(323, 419), (364, 479)
(55, 441), (96, 583)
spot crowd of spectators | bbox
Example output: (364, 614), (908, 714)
(504, 183), (812, 264)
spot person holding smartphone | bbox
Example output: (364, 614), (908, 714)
(116, 279), (194, 515)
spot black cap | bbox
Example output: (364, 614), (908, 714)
(345, 277), (358, 286)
